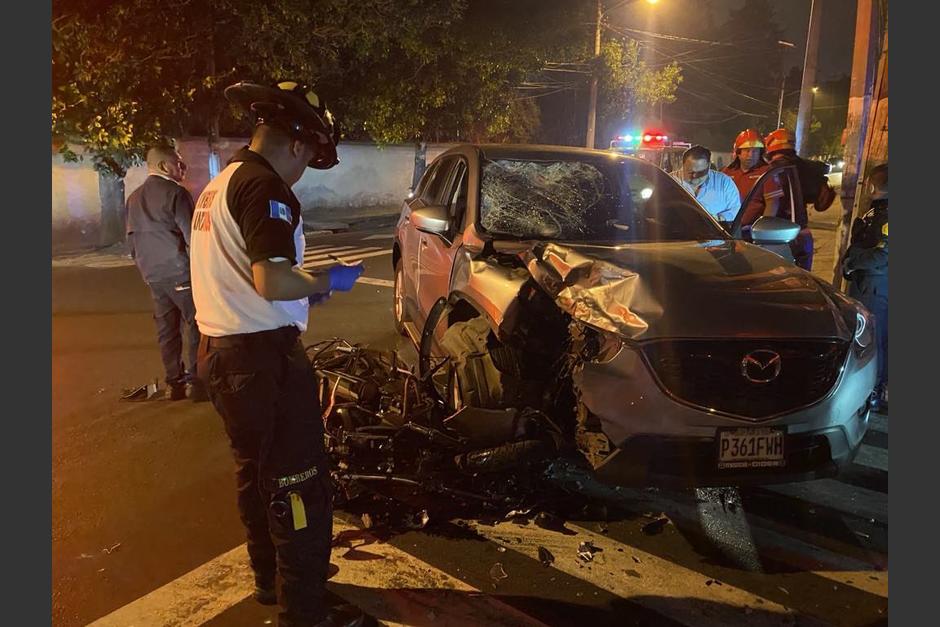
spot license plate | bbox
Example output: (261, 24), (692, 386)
(717, 427), (786, 469)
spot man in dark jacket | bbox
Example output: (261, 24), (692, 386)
(843, 163), (888, 412)
(126, 145), (205, 401)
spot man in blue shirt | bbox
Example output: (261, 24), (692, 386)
(671, 145), (740, 224)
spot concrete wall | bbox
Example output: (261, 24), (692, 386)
(52, 139), (455, 252)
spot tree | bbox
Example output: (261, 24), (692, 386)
(596, 38), (682, 145)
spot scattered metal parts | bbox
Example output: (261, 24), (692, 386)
(642, 516), (670, 535)
(577, 541), (602, 562)
(533, 511), (566, 533)
(537, 546), (555, 567)
(489, 562), (508, 583)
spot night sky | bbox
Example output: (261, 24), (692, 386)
(726, 0), (857, 80)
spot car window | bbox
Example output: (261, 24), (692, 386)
(414, 161), (440, 199)
(479, 157), (727, 243)
(444, 161), (468, 232)
(422, 157), (457, 205)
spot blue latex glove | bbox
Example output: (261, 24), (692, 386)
(327, 263), (365, 292)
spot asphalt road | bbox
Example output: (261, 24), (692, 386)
(52, 222), (887, 627)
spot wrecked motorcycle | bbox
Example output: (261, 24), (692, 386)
(309, 338), (615, 517)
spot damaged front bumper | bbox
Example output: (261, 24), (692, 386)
(574, 342), (876, 488)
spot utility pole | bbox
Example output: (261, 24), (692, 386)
(830, 0), (880, 287)
(775, 41), (795, 129)
(585, 0), (603, 149)
(795, 0), (824, 155)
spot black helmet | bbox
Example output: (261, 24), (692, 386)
(225, 80), (340, 170)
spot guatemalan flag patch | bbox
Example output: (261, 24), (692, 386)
(269, 200), (292, 223)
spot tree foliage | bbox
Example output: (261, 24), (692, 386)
(52, 0), (684, 175)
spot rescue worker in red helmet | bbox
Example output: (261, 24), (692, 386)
(764, 128), (837, 270)
(722, 129), (783, 232)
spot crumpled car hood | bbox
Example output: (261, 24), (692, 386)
(522, 240), (851, 341)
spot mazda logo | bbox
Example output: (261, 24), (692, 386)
(741, 350), (782, 383)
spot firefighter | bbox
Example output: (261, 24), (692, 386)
(843, 163), (888, 413)
(722, 129), (783, 233)
(191, 80), (364, 626)
(764, 128), (837, 270)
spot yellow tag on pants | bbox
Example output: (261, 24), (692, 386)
(289, 492), (308, 530)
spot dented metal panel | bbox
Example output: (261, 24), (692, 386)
(522, 241), (851, 341)
(451, 249), (530, 335)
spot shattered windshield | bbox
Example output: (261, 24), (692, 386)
(479, 157), (726, 243)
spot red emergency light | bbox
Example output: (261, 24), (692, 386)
(641, 130), (669, 146)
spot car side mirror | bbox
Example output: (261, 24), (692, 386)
(750, 216), (801, 245)
(411, 205), (450, 235)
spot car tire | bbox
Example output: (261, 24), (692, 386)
(393, 257), (408, 336)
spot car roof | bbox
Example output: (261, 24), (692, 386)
(440, 143), (643, 163)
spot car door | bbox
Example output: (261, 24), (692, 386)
(416, 157), (469, 328)
(729, 164), (803, 263)
(399, 160), (443, 321)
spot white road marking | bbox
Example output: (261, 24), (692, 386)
(356, 277), (395, 288)
(303, 245), (357, 258)
(87, 518), (545, 627)
(305, 249), (393, 268)
(854, 444), (888, 472)
(868, 414), (888, 434)
(765, 479), (888, 524)
(305, 247), (382, 262)
(467, 520), (807, 627)
(362, 233), (396, 240)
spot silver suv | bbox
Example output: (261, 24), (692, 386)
(392, 144), (876, 487)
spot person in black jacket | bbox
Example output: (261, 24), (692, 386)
(125, 145), (205, 401)
(843, 163), (888, 413)
(764, 128), (837, 271)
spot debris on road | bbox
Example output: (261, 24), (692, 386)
(406, 509), (430, 530)
(538, 546), (555, 567)
(577, 541), (602, 562)
(102, 543), (121, 555)
(642, 516), (670, 535)
(625, 569), (641, 578)
(120, 381), (161, 402)
(489, 562), (508, 583)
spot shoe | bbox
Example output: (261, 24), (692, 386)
(168, 384), (187, 401)
(253, 584), (278, 606)
(188, 380), (210, 403)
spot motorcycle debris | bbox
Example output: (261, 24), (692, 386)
(642, 516), (670, 535)
(577, 541), (602, 562)
(537, 546), (555, 567)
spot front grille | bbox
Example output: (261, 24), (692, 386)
(641, 339), (850, 419)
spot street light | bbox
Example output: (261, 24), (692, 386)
(812, 86), (819, 94)
(586, 0), (661, 148)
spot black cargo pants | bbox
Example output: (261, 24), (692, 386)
(198, 326), (332, 627)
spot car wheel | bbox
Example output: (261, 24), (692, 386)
(393, 258), (408, 336)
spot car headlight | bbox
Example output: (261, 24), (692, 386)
(853, 308), (875, 362)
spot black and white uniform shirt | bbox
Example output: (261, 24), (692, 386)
(190, 148), (307, 337)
